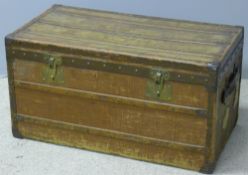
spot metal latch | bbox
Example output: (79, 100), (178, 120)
(43, 55), (64, 84)
(146, 70), (172, 101)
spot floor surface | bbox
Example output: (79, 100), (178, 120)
(0, 78), (247, 175)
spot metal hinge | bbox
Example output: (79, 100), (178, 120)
(146, 69), (172, 101)
(43, 55), (64, 84)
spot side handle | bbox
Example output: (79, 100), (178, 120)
(221, 65), (240, 106)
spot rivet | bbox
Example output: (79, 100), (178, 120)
(135, 68), (138, 72)
(156, 72), (161, 77)
(87, 61), (90, 65)
(164, 73), (169, 79)
(177, 74), (181, 78)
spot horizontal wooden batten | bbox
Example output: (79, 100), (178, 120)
(10, 48), (213, 86)
(38, 16), (233, 45)
(47, 10), (237, 36)
(16, 113), (206, 170)
(15, 80), (208, 117)
(54, 5), (239, 34)
(16, 114), (206, 153)
(22, 24), (224, 56)
(33, 20), (230, 47)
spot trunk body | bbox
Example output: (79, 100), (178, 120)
(5, 5), (244, 173)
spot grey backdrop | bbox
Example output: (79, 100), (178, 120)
(0, 0), (247, 78)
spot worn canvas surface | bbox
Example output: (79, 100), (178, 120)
(0, 77), (247, 175)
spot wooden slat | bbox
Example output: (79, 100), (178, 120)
(40, 12), (234, 45)
(54, 5), (241, 33)
(23, 23), (225, 56)
(14, 80), (207, 116)
(17, 114), (205, 152)
(17, 113), (206, 170)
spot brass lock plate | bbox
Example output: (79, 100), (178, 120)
(146, 69), (172, 101)
(42, 54), (64, 84)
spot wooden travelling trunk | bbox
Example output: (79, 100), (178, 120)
(5, 5), (244, 173)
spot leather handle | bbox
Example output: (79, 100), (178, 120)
(221, 66), (240, 106)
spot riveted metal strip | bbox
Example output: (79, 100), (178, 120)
(10, 48), (212, 86)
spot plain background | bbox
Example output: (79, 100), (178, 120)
(0, 0), (247, 78)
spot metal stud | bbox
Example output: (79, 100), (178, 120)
(118, 66), (122, 70)
(163, 72), (170, 80)
(23, 53), (26, 56)
(156, 90), (160, 95)
(135, 68), (138, 72)
(177, 74), (181, 78)
(156, 72), (161, 77)
(87, 61), (90, 65)
(72, 59), (75, 63)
